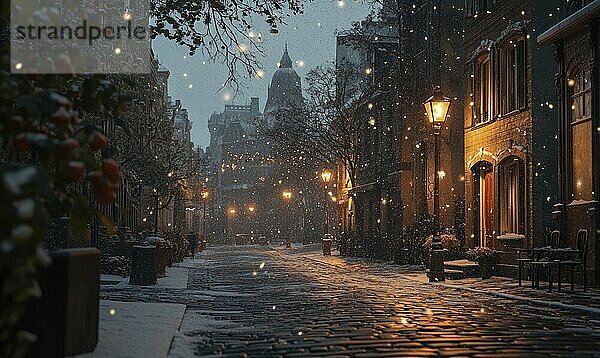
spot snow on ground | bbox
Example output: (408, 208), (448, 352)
(78, 300), (186, 358)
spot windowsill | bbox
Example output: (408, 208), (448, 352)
(571, 116), (591, 125)
(497, 234), (526, 240)
(470, 119), (494, 130)
(567, 199), (597, 206)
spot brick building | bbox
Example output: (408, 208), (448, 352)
(463, 0), (561, 274)
(538, 0), (600, 286)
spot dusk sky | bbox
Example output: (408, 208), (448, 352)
(153, 1), (374, 150)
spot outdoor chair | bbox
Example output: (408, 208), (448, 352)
(517, 230), (559, 287)
(530, 230), (561, 292)
(556, 229), (588, 292)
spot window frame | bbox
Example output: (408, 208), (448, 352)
(472, 52), (493, 126)
(499, 36), (527, 116)
(498, 157), (525, 235)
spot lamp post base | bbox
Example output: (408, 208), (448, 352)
(427, 236), (446, 282)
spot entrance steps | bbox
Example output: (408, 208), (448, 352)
(444, 259), (479, 279)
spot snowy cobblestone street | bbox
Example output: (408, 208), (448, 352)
(99, 246), (600, 357)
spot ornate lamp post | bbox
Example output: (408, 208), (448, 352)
(200, 189), (209, 240)
(282, 190), (293, 247)
(321, 169), (333, 236)
(423, 86), (451, 282)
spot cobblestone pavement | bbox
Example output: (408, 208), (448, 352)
(102, 246), (600, 357)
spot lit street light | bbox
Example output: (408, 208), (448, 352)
(282, 190), (293, 247)
(321, 169), (333, 236)
(200, 189), (209, 241)
(424, 85), (451, 282)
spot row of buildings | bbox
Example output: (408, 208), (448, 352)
(333, 0), (599, 286)
(89, 53), (203, 244)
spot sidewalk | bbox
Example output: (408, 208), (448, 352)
(299, 249), (600, 316)
(79, 257), (201, 357)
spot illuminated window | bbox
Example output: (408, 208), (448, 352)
(498, 158), (524, 234)
(473, 53), (492, 125)
(568, 67), (593, 201)
(500, 37), (527, 114)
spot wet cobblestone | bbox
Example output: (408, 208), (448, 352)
(102, 246), (600, 357)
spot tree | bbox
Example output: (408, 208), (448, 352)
(152, 0), (305, 89)
(258, 61), (377, 189)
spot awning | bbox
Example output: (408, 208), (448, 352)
(538, 1), (600, 44)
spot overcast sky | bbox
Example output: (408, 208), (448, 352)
(153, 1), (374, 150)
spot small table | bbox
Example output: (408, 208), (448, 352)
(530, 247), (580, 291)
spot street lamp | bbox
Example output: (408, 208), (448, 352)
(247, 203), (256, 236)
(226, 206), (237, 244)
(423, 86), (450, 282)
(321, 169), (333, 236)
(282, 190), (293, 247)
(200, 189), (209, 240)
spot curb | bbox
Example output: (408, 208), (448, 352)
(304, 254), (600, 317)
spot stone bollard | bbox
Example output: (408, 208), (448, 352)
(129, 245), (157, 285)
(322, 238), (332, 256)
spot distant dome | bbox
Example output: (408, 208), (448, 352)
(264, 45), (303, 114)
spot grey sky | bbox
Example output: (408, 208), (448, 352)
(153, 0), (374, 150)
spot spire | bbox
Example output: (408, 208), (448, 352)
(279, 45), (292, 68)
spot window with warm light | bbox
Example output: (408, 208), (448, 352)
(473, 53), (492, 125)
(499, 37), (527, 114)
(568, 67), (593, 201)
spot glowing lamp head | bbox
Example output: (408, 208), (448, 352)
(200, 190), (209, 200)
(282, 190), (293, 201)
(424, 86), (451, 131)
(321, 169), (333, 184)
(247, 204), (256, 213)
(228, 207), (237, 216)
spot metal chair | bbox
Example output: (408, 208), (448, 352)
(530, 230), (561, 291)
(556, 229), (588, 292)
(518, 230), (559, 287)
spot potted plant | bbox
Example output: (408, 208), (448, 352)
(466, 247), (497, 279)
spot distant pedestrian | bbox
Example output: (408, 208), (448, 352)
(188, 233), (198, 258)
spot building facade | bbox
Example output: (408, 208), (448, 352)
(463, 0), (561, 274)
(335, 0), (464, 262)
(538, 0), (600, 286)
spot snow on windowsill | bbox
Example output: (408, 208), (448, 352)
(497, 234), (526, 240)
(567, 199), (598, 206)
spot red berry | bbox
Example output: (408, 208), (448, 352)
(52, 106), (71, 126)
(60, 138), (80, 156)
(94, 180), (116, 205)
(88, 131), (108, 151)
(102, 159), (120, 184)
(67, 161), (85, 181)
(14, 133), (32, 152)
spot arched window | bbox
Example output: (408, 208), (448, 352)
(568, 67), (593, 201)
(498, 157), (525, 235)
(499, 37), (526, 114)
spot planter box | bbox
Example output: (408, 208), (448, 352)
(21, 248), (100, 357)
